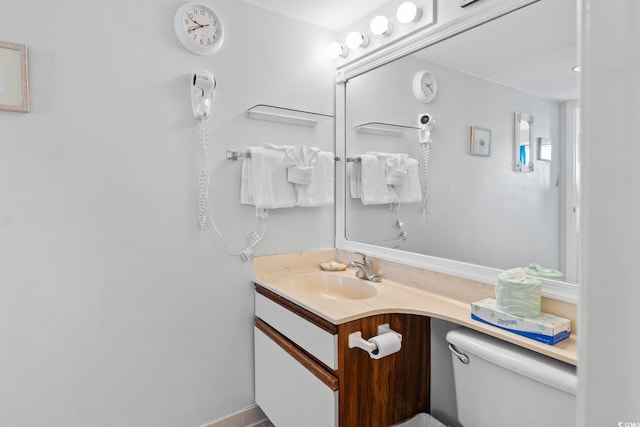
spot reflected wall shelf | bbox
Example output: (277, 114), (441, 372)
(355, 122), (419, 137)
(247, 104), (334, 128)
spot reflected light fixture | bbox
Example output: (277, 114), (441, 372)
(397, 2), (422, 23)
(572, 65), (581, 72)
(346, 31), (370, 49)
(326, 41), (349, 58)
(370, 15), (393, 36)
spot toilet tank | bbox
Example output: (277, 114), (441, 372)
(446, 328), (576, 427)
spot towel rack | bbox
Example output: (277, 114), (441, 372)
(226, 150), (251, 161)
(226, 149), (341, 162)
(346, 157), (362, 163)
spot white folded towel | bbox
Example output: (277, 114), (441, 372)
(384, 153), (409, 186)
(295, 151), (334, 207)
(240, 145), (297, 209)
(360, 153), (397, 205)
(284, 145), (320, 185)
(394, 158), (423, 204)
(348, 161), (362, 199)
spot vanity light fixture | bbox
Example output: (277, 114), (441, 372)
(370, 15), (394, 37)
(397, 2), (423, 23)
(346, 31), (370, 49)
(326, 41), (349, 58)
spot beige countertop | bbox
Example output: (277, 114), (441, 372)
(254, 250), (577, 366)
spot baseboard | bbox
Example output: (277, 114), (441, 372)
(200, 404), (272, 427)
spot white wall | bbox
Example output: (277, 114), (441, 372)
(0, 1), (335, 426)
(578, 1), (640, 425)
(345, 55), (561, 271)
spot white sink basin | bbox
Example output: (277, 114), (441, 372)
(290, 273), (378, 300)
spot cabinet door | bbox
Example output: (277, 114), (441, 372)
(255, 326), (338, 427)
(338, 314), (431, 427)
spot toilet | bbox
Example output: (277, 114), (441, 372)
(446, 327), (577, 427)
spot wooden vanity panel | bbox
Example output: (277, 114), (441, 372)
(337, 314), (431, 427)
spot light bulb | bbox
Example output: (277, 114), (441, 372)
(397, 2), (422, 23)
(346, 31), (369, 49)
(326, 41), (348, 58)
(370, 15), (393, 36)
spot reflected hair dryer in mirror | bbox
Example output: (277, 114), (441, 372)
(418, 113), (435, 143)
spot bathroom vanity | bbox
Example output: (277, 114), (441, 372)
(255, 285), (430, 427)
(253, 250), (577, 427)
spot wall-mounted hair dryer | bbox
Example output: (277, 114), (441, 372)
(191, 70), (216, 118)
(418, 113), (435, 143)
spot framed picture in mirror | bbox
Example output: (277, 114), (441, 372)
(0, 41), (29, 112)
(470, 126), (491, 157)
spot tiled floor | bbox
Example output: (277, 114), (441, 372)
(202, 405), (272, 427)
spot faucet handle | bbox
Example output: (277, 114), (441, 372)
(355, 252), (373, 267)
(355, 251), (368, 261)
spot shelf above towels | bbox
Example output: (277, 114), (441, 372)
(355, 122), (419, 137)
(247, 104), (334, 128)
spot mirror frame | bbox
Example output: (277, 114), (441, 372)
(334, 0), (578, 304)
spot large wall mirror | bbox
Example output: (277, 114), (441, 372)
(338, 0), (579, 292)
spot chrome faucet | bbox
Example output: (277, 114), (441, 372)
(348, 253), (382, 283)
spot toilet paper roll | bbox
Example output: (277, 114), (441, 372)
(368, 332), (402, 359)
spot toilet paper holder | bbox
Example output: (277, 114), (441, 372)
(348, 323), (403, 355)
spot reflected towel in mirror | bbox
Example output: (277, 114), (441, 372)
(360, 153), (397, 205)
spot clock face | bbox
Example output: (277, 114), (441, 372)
(174, 3), (224, 55)
(413, 70), (437, 103)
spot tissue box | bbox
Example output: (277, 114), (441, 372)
(471, 298), (571, 345)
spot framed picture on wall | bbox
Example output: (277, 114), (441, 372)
(470, 126), (491, 157)
(0, 41), (29, 112)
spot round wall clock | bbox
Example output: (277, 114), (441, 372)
(412, 70), (437, 103)
(174, 2), (224, 55)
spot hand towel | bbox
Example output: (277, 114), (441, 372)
(348, 161), (362, 199)
(295, 151), (335, 207)
(240, 156), (253, 205)
(394, 158), (423, 204)
(241, 145), (297, 209)
(360, 153), (397, 205)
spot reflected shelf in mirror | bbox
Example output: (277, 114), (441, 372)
(355, 122), (420, 137)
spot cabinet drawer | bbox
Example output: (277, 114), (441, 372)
(255, 291), (338, 370)
(255, 326), (338, 427)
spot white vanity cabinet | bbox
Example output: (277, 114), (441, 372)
(254, 286), (339, 427)
(254, 284), (431, 427)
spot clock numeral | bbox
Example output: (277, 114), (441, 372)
(200, 38), (204, 45)
(187, 13), (193, 19)
(199, 9), (205, 15)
